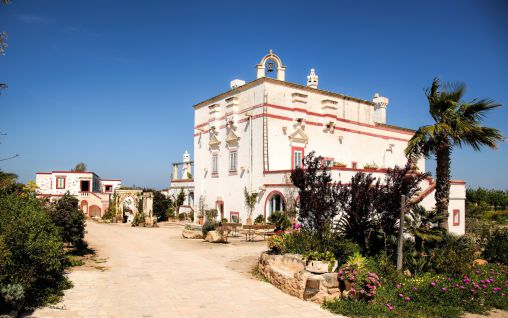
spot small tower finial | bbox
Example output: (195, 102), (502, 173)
(307, 68), (318, 89)
(269, 49), (273, 55)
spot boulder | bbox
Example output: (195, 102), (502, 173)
(321, 273), (339, 288)
(182, 229), (203, 239)
(473, 259), (488, 266)
(205, 230), (225, 243)
(305, 260), (338, 274)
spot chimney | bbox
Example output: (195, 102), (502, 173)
(230, 79), (246, 90)
(372, 93), (389, 124)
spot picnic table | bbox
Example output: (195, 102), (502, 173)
(220, 223), (242, 237)
(240, 224), (276, 241)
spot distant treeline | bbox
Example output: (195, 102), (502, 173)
(467, 187), (508, 211)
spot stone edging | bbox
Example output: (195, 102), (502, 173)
(257, 252), (342, 304)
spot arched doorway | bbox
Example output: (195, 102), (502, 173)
(89, 205), (101, 217)
(264, 191), (286, 221)
(122, 196), (135, 223)
(80, 200), (88, 215)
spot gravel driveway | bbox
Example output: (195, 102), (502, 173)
(29, 221), (340, 318)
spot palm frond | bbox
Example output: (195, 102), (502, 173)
(460, 99), (502, 122)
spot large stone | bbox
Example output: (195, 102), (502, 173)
(305, 260), (337, 274)
(205, 230), (225, 243)
(182, 229), (203, 239)
(321, 273), (339, 288)
(257, 252), (341, 305)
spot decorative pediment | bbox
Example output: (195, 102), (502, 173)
(209, 133), (221, 148)
(289, 128), (309, 144)
(226, 128), (240, 145)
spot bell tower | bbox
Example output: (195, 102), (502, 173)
(256, 50), (286, 81)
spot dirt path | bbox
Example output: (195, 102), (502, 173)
(29, 221), (339, 318)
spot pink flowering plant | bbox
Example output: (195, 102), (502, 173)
(326, 263), (508, 318)
(338, 253), (381, 302)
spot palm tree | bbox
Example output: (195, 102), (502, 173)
(405, 78), (504, 229)
(404, 205), (445, 252)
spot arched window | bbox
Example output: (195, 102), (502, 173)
(265, 191), (286, 219)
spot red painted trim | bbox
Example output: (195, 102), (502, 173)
(265, 103), (415, 135)
(36, 172), (52, 175)
(264, 183), (295, 187)
(104, 184), (113, 193)
(453, 209), (460, 226)
(264, 190), (286, 222)
(230, 211), (240, 223)
(101, 179), (121, 182)
(291, 146), (305, 170)
(264, 166), (391, 174)
(194, 102), (414, 136)
(412, 183), (436, 204)
(171, 179), (195, 183)
(55, 176), (66, 189)
(450, 180), (466, 185)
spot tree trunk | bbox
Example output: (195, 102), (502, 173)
(435, 140), (451, 230)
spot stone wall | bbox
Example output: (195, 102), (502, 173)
(258, 252), (341, 304)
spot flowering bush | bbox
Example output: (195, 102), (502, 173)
(325, 263), (508, 318)
(338, 253), (381, 302)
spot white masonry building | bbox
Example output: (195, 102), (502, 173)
(193, 51), (466, 234)
(36, 170), (122, 218)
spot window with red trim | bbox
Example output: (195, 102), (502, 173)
(230, 211), (240, 223)
(320, 157), (334, 168)
(291, 147), (304, 170)
(453, 209), (460, 226)
(105, 185), (112, 192)
(56, 176), (66, 189)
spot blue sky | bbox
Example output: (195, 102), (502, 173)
(1, 0), (507, 189)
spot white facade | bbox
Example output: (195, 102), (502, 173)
(192, 51), (466, 234)
(36, 171), (121, 217)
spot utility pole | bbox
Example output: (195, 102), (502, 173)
(397, 195), (406, 271)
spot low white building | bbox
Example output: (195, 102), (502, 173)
(192, 50), (466, 235)
(36, 170), (121, 217)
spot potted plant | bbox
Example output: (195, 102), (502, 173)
(303, 251), (338, 274)
(333, 161), (347, 168)
(363, 162), (378, 171)
(244, 187), (258, 225)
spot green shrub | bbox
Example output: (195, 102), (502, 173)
(131, 212), (146, 227)
(202, 220), (217, 237)
(47, 193), (86, 248)
(482, 228), (508, 264)
(178, 213), (186, 221)
(427, 234), (476, 275)
(267, 211), (291, 231)
(254, 214), (265, 225)
(0, 194), (69, 311)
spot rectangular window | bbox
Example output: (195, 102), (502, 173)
(453, 209), (460, 226)
(212, 154), (218, 174)
(56, 176), (65, 189)
(352, 161), (357, 169)
(321, 157), (334, 168)
(229, 150), (237, 172)
(80, 180), (90, 192)
(292, 147), (304, 169)
(230, 211), (240, 224)
(105, 185), (112, 192)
